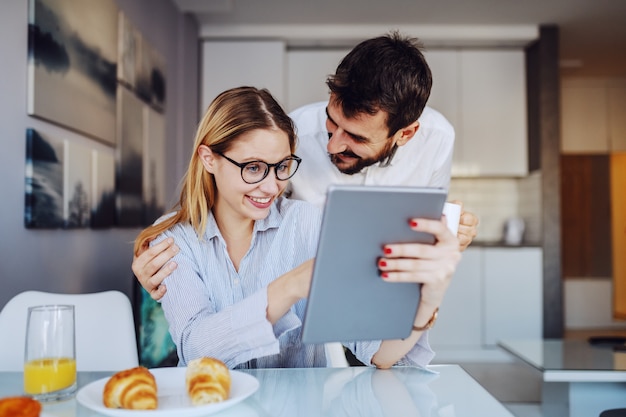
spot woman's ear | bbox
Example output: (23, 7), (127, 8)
(197, 145), (216, 173)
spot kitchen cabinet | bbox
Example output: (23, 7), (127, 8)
(429, 247), (543, 358)
(483, 247), (543, 345)
(286, 48), (350, 112)
(459, 50), (528, 177)
(561, 78), (626, 153)
(423, 50), (462, 170)
(427, 50), (528, 177)
(201, 40), (286, 111)
(202, 43), (528, 176)
(429, 248), (483, 347)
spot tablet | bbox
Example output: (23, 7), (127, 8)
(301, 185), (447, 344)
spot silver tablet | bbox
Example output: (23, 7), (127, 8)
(301, 185), (448, 344)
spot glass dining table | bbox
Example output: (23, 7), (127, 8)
(0, 364), (515, 416)
(499, 339), (626, 417)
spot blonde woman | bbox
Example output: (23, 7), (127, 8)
(134, 86), (460, 370)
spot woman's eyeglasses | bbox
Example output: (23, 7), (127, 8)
(216, 152), (302, 184)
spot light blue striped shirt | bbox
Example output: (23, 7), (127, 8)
(155, 197), (434, 369)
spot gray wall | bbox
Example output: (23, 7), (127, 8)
(0, 0), (199, 309)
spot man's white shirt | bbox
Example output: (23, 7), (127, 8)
(288, 101), (455, 207)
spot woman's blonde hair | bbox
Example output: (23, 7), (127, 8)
(133, 86), (297, 255)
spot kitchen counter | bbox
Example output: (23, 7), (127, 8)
(471, 240), (542, 248)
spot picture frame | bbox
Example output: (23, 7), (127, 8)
(27, 0), (118, 145)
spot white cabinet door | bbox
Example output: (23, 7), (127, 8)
(201, 41), (286, 111)
(483, 247), (543, 346)
(459, 50), (528, 176)
(286, 49), (350, 112)
(424, 50), (463, 172)
(429, 248), (483, 347)
(561, 79), (610, 153)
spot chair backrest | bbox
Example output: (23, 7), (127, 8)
(0, 290), (138, 371)
(133, 281), (178, 368)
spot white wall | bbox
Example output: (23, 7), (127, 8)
(0, 0), (199, 309)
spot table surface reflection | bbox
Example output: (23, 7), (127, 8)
(0, 365), (514, 417)
(499, 339), (626, 382)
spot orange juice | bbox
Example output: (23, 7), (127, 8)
(24, 357), (76, 394)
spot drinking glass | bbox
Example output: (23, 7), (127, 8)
(24, 305), (77, 401)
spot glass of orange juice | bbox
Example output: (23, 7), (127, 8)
(24, 305), (77, 401)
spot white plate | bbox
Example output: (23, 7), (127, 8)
(76, 367), (259, 417)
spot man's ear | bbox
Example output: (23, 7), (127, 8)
(395, 121), (420, 147)
(197, 145), (216, 173)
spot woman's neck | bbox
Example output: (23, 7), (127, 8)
(212, 203), (254, 271)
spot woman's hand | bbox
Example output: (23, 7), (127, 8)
(266, 259), (315, 324)
(371, 216), (462, 369)
(132, 237), (179, 300)
(377, 216), (461, 309)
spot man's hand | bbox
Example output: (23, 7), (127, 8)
(133, 238), (179, 301)
(450, 200), (479, 251)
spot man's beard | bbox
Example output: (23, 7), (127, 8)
(329, 140), (397, 175)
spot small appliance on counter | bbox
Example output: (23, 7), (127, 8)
(502, 217), (525, 245)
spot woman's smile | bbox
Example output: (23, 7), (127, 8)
(247, 195), (273, 208)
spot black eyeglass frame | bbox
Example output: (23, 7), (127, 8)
(215, 151), (302, 184)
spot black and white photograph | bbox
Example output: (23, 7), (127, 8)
(135, 36), (166, 112)
(91, 151), (116, 229)
(27, 0), (118, 145)
(117, 11), (138, 90)
(116, 85), (144, 227)
(143, 107), (167, 225)
(24, 128), (65, 229)
(64, 141), (91, 228)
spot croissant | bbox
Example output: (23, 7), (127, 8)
(185, 357), (231, 406)
(103, 366), (158, 410)
(0, 396), (41, 417)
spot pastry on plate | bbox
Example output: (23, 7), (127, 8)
(103, 366), (158, 410)
(0, 396), (41, 417)
(186, 357), (231, 406)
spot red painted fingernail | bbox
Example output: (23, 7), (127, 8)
(384, 247), (392, 255)
(409, 220), (418, 227)
(379, 260), (387, 267)
(381, 272), (389, 279)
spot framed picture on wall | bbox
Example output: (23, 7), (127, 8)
(25, 129), (65, 229)
(91, 151), (116, 229)
(116, 85), (144, 227)
(117, 11), (138, 90)
(136, 36), (166, 112)
(64, 141), (91, 228)
(27, 0), (118, 145)
(143, 107), (167, 225)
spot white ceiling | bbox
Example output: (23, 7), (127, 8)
(173, 0), (626, 78)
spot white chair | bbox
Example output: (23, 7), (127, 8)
(325, 342), (349, 367)
(0, 290), (138, 371)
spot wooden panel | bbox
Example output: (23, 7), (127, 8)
(611, 154), (626, 319)
(561, 155), (612, 277)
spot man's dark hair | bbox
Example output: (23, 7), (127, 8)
(326, 31), (432, 137)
